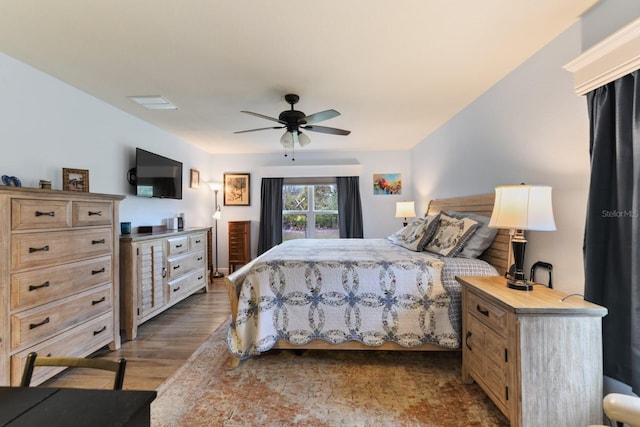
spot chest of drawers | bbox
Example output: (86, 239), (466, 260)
(0, 187), (123, 385)
(228, 220), (250, 273)
(457, 275), (608, 427)
(120, 228), (208, 340)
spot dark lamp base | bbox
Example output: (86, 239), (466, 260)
(507, 279), (533, 291)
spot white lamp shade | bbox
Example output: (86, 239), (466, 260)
(395, 201), (416, 218)
(213, 209), (221, 220)
(489, 185), (556, 231)
(280, 131), (294, 148)
(209, 182), (222, 192)
(298, 131), (311, 147)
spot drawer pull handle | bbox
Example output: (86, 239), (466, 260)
(195, 239), (201, 244)
(35, 211), (55, 217)
(173, 286), (181, 292)
(476, 304), (489, 317)
(162, 267), (167, 278)
(93, 326), (107, 336)
(197, 256), (203, 261)
(176, 244), (183, 248)
(30, 317), (50, 330)
(91, 267), (106, 275)
(92, 296), (106, 305)
(173, 265), (180, 270)
(465, 331), (473, 351)
(29, 281), (50, 291)
(92, 239), (106, 245)
(198, 275), (203, 280)
(88, 211), (102, 216)
(29, 245), (50, 253)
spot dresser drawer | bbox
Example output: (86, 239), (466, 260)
(11, 199), (71, 230)
(11, 256), (112, 311)
(189, 233), (206, 251)
(72, 201), (113, 226)
(167, 236), (188, 256)
(466, 290), (507, 335)
(11, 284), (112, 350)
(168, 268), (206, 301)
(166, 250), (205, 279)
(10, 312), (114, 386)
(11, 228), (112, 271)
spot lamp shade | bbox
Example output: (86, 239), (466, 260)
(395, 201), (416, 219)
(489, 185), (556, 231)
(213, 208), (221, 220)
(208, 182), (222, 192)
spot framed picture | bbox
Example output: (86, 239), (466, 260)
(224, 173), (250, 206)
(63, 168), (89, 192)
(373, 173), (402, 195)
(190, 168), (200, 189)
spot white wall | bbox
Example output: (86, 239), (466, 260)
(410, 1), (640, 295)
(0, 53), (411, 274)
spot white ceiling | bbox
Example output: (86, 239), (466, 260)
(0, 0), (597, 155)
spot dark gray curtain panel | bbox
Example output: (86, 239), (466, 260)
(257, 178), (283, 256)
(584, 70), (640, 393)
(337, 176), (364, 238)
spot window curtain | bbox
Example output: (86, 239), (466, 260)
(257, 178), (283, 256)
(584, 70), (640, 394)
(336, 176), (364, 238)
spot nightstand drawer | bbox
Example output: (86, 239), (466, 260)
(466, 290), (507, 335)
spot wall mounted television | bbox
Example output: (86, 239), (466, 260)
(133, 148), (183, 199)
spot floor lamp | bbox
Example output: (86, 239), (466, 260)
(209, 182), (224, 278)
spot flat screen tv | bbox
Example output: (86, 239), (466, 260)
(134, 148), (183, 199)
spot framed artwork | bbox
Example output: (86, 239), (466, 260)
(373, 173), (402, 195)
(190, 168), (200, 189)
(63, 168), (89, 192)
(224, 173), (250, 206)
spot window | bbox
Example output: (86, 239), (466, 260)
(283, 181), (339, 240)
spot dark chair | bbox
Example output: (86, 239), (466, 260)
(20, 352), (127, 390)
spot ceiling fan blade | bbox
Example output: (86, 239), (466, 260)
(240, 111), (286, 124)
(302, 125), (351, 136)
(302, 109), (340, 125)
(234, 126), (284, 134)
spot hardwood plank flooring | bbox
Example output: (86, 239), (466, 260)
(41, 279), (231, 390)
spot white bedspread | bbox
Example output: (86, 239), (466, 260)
(227, 239), (497, 359)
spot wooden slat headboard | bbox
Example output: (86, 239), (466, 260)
(426, 193), (512, 276)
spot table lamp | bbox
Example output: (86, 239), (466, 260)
(488, 184), (556, 290)
(395, 201), (416, 227)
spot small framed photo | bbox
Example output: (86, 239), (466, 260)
(190, 168), (200, 189)
(63, 168), (89, 192)
(224, 173), (250, 206)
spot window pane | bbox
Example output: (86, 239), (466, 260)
(314, 185), (337, 211)
(283, 185), (308, 211)
(283, 213), (307, 240)
(315, 214), (339, 239)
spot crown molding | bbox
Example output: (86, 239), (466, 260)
(564, 16), (640, 95)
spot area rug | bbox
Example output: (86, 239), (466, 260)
(151, 319), (508, 426)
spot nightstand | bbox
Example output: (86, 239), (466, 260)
(456, 275), (607, 427)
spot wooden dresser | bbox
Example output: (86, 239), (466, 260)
(0, 187), (123, 386)
(456, 275), (608, 427)
(120, 228), (208, 340)
(228, 220), (250, 273)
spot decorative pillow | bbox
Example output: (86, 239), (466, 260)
(387, 214), (440, 252)
(424, 213), (480, 257)
(444, 211), (499, 258)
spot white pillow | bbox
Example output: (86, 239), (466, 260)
(387, 214), (440, 252)
(424, 213), (480, 257)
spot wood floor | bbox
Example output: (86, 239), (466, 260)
(42, 279), (231, 390)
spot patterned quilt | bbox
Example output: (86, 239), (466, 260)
(227, 239), (497, 359)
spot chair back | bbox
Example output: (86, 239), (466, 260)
(20, 352), (127, 390)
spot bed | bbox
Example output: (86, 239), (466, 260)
(224, 193), (512, 361)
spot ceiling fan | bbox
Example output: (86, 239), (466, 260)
(234, 94), (350, 157)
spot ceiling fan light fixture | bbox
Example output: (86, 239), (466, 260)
(298, 131), (311, 147)
(280, 131), (294, 148)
